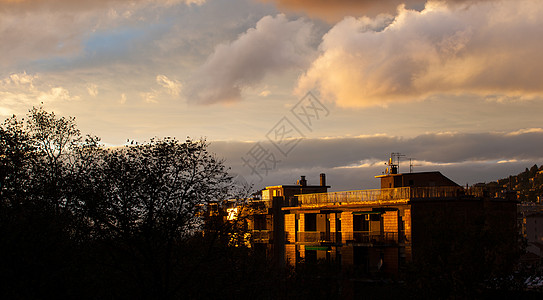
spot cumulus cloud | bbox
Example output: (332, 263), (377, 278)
(156, 75), (181, 96)
(38, 87), (80, 102)
(296, 0), (543, 108)
(141, 91), (158, 104)
(0, 72), (79, 117)
(86, 83), (98, 96)
(2, 72), (37, 88)
(185, 14), (316, 104)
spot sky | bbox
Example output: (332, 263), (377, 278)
(2, 0), (543, 191)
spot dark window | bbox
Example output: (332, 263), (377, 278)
(353, 214), (370, 231)
(305, 213), (317, 231)
(305, 250), (317, 263)
(409, 180), (414, 186)
(254, 214), (266, 230)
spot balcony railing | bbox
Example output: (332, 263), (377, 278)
(297, 231), (399, 245)
(252, 230), (272, 243)
(297, 186), (466, 206)
(343, 231), (398, 244)
(297, 231), (341, 243)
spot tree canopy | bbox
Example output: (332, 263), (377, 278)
(0, 107), (276, 299)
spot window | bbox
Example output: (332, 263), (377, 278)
(305, 213), (317, 231)
(353, 214), (370, 231)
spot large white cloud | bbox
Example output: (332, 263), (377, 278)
(296, 0), (543, 107)
(185, 14), (316, 104)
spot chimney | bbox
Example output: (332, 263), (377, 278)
(298, 175), (307, 187)
(320, 173), (326, 187)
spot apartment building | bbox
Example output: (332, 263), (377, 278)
(239, 170), (518, 278)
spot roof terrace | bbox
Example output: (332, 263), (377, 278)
(295, 186), (475, 206)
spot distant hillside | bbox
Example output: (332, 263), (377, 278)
(476, 164), (543, 202)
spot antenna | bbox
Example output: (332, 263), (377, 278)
(386, 152), (406, 174)
(392, 152), (406, 173)
(408, 158), (419, 173)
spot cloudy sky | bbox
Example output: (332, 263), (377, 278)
(2, 0), (543, 191)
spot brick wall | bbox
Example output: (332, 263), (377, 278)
(330, 214), (336, 233)
(285, 214), (296, 243)
(403, 208), (412, 261)
(341, 212), (353, 243)
(383, 211), (398, 232)
(285, 244), (296, 266)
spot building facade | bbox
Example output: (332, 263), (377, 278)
(242, 171), (518, 278)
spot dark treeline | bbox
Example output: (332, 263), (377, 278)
(0, 107), (288, 299)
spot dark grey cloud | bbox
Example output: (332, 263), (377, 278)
(209, 129), (543, 190)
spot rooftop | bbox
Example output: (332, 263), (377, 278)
(294, 186), (489, 207)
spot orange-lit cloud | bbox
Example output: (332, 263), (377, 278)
(263, 0), (421, 21)
(262, 0), (495, 22)
(296, 0), (543, 107)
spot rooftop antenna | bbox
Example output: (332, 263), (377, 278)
(408, 158), (419, 173)
(386, 152), (406, 174)
(393, 152), (406, 173)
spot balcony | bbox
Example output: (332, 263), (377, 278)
(343, 231), (398, 245)
(296, 186), (466, 206)
(252, 230), (272, 243)
(297, 231), (341, 243)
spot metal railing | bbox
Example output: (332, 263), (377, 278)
(247, 199), (272, 209)
(297, 186), (466, 205)
(297, 231), (399, 244)
(297, 231), (342, 243)
(342, 231), (398, 244)
(251, 230), (272, 243)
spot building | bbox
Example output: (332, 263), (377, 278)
(246, 169), (517, 278)
(245, 174), (330, 263)
(208, 158), (519, 279)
